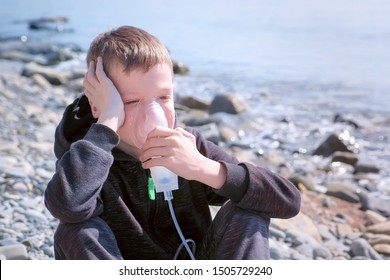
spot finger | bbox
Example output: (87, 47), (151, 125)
(95, 56), (108, 82)
(142, 127), (176, 151)
(141, 134), (170, 153)
(175, 127), (195, 139)
(85, 61), (98, 86)
(141, 152), (172, 169)
(140, 146), (172, 164)
(146, 126), (175, 139)
(88, 61), (96, 78)
(142, 157), (165, 169)
(83, 88), (93, 100)
(83, 77), (96, 93)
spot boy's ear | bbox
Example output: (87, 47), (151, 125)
(91, 106), (99, 119)
(88, 101), (100, 119)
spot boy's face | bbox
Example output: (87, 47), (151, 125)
(109, 62), (175, 155)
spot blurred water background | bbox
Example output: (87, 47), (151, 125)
(1, 0), (390, 113)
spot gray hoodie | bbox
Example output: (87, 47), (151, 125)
(44, 95), (301, 259)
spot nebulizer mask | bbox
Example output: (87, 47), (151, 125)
(129, 98), (178, 194)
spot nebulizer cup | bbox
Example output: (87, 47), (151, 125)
(130, 98), (178, 193)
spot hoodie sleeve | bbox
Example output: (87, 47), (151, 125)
(187, 127), (301, 219)
(44, 96), (120, 223)
(45, 123), (119, 223)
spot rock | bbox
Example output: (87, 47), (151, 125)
(22, 62), (71, 85)
(179, 96), (209, 111)
(24, 209), (48, 223)
(0, 238), (19, 246)
(288, 175), (316, 192)
(313, 246), (332, 259)
(295, 243), (314, 259)
(0, 40), (82, 65)
(350, 238), (383, 259)
(229, 149), (259, 165)
(28, 16), (69, 33)
(269, 226), (287, 239)
(317, 224), (337, 242)
(0, 244), (28, 260)
(334, 113), (360, 128)
(272, 212), (322, 243)
(42, 245), (55, 258)
(354, 163), (380, 174)
(209, 93), (246, 115)
(365, 210), (388, 225)
(31, 73), (52, 89)
(1, 50), (48, 65)
(0, 156), (35, 178)
(28, 16), (69, 25)
(0, 142), (22, 154)
(173, 61), (189, 75)
(357, 191), (390, 217)
(373, 244), (390, 255)
(219, 125), (239, 142)
(12, 182), (29, 193)
(325, 182), (360, 203)
(192, 123), (221, 144)
(269, 239), (291, 260)
(176, 108), (210, 127)
(336, 223), (354, 238)
(366, 221), (390, 235)
(331, 151), (359, 166)
(312, 131), (359, 157)
(367, 234), (390, 246)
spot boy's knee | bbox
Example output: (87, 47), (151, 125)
(204, 201), (271, 259)
(55, 216), (108, 244)
(215, 201), (270, 232)
(54, 216), (122, 259)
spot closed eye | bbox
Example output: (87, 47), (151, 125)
(159, 95), (172, 102)
(124, 100), (140, 106)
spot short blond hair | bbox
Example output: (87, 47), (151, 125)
(86, 25), (172, 75)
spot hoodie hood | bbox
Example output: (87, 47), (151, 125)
(54, 95), (96, 159)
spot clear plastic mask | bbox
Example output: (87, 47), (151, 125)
(128, 98), (171, 149)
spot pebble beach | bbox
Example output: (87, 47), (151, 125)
(0, 35), (390, 261)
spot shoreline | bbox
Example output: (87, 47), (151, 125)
(0, 39), (389, 260)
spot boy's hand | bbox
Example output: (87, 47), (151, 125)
(83, 57), (125, 132)
(140, 127), (227, 189)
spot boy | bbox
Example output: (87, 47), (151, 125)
(44, 25), (301, 260)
